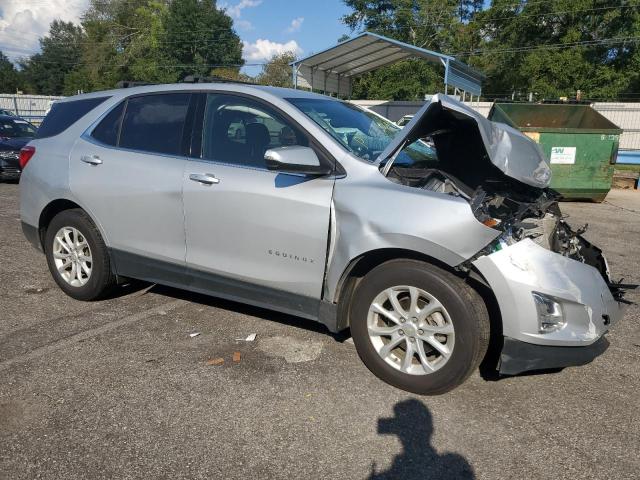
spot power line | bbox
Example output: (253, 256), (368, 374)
(454, 35), (640, 56)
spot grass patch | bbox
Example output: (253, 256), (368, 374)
(615, 164), (640, 173)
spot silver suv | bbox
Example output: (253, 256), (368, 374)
(19, 84), (630, 394)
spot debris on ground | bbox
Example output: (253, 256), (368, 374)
(189, 332), (201, 338)
(236, 333), (256, 342)
(233, 352), (241, 363)
(206, 358), (224, 366)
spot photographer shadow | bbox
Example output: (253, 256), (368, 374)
(369, 399), (475, 480)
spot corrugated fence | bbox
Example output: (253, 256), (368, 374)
(0, 94), (64, 125)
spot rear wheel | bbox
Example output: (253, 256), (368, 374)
(349, 259), (489, 395)
(44, 209), (116, 301)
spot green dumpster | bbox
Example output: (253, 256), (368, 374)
(488, 103), (622, 202)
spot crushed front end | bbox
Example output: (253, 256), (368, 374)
(378, 94), (635, 375)
(468, 185), (634, 375)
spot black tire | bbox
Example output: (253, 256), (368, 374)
(350, 259), (490, 395)
(44, 209), (116, 301)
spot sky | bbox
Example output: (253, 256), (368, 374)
(0, 0), (353, 75)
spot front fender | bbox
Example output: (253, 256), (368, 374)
(324, 171), (499, 302)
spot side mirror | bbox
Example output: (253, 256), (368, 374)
(265, 146), (332, 176)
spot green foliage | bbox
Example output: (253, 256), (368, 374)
(256, 51), (297, 88)
(164, 0), (244, 81)
(12, 0), (244, 94)
(469, 0), (640, 101)
(18, 20), (85, 95)
(0, 51), (20, 93)
(343, 0), (640, 101)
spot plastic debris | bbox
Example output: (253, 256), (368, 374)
(207, 357), (224, 366)
(189, 332), (201, 338)
(233, 351), (241, 363)
(236, 333), (257, 342)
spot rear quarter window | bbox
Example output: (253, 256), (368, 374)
(36, 97), (110, 139)
(91, 101), (125, 146)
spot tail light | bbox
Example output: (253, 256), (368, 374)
(19, 146), (35, 169)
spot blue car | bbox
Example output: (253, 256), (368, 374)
(0, 114), (37, 181)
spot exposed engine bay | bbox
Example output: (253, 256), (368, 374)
(383, 102), (635, 302)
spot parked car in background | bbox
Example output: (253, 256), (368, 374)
(397, 114), (414, 127)
(19, 85), (631, 394)
(0, 114), (37, 181)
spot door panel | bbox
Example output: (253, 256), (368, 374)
(182, 93), (335, 306)
(183, 162), (334, 299)
(70, 138), (187, 269)
(69, 92), (192, 280)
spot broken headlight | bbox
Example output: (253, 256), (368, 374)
(532, 292), (565, 333)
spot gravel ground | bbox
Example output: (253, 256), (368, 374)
(1, 182), (639, 480)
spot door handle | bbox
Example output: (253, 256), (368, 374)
(81, 154), (102, 165)
(189, 173), (220, 185)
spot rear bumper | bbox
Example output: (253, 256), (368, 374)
(499, 335), (609, 375)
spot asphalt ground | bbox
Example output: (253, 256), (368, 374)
(1, 182), (639, 480)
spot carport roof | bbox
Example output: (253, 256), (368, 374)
(290, 32), (484, 97)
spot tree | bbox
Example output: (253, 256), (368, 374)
(256, 52), (297, 88)
(342, 0), (640, 101)
(0, 51), (20, 93)
(164, 0), (244, 81)
(77, 0), (177, 93)
(470, 0), (640, 100)
(19, 20), (85, 95)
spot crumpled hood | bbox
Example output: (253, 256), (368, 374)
(376, 94), (552, 189)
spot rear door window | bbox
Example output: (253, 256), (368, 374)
(36, 97), (109, 139)
(119, 93), (191, 156)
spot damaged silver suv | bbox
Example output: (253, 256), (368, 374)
(19, 85), (632, 394)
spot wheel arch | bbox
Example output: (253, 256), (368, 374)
(332, 248), (504, 373)
(331, 248), (468, 331)
(38, 198), (108, 250)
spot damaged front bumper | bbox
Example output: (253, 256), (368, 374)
(473, 238), (627, 375)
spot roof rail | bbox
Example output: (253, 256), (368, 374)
(115, 81), (158, 89)
(180, 75), (256, 85)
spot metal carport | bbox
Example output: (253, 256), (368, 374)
(291, 32), (484, 100)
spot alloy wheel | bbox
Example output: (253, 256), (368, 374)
(367, 285), (455, 375)
(52, 227), (93, 287)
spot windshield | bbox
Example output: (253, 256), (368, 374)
(0, 118), (36, 138)
(286, 97), (436, 165)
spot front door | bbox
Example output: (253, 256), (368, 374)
(182, 93), (335, 318)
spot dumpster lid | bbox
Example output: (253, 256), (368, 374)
(489, 103), (622, 134)
(377, 94), (551, 188)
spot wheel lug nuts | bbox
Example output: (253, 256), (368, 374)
(399, 330), (404, 336)
(418, 329), (424, 335)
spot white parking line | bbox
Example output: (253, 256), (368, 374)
(0, 299), (187, 371)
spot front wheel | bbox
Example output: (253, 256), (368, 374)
(349, 259), (490, 395)
(44, 209), (116, 301)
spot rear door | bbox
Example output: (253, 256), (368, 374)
(69, 92), (194, 283)
(182, 93), (335, 318)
